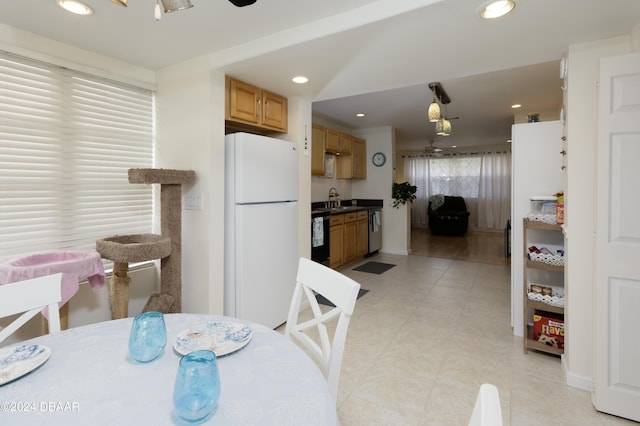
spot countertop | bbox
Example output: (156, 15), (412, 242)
(311, 199), (383, 216)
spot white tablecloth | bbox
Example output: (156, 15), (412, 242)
(0, 314), (339, 425)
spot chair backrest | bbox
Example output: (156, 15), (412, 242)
(284, 257), (361, 405)
(468, 383), (503, 426)
(0, 273), (63, 344)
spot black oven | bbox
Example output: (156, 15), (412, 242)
(311, 211), (330, 265)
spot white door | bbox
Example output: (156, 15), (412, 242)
(593, 52), (640, 421)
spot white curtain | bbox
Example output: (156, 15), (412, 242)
(477, 151), (511, 230)
(404, 151), (511, 231)
(404, 157), (431, 226)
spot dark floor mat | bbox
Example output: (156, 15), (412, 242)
(316, 289), (369, 307)
(352, 261), (396, 275)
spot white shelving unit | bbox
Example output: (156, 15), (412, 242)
(523, 219), (564, 356)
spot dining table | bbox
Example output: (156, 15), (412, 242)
(0, 313), (339, 425)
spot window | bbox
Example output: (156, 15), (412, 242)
(428, 156), (482, 198)
(0, 51), (154, 262)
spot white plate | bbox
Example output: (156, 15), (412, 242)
(174, 322), (252, 357)
(0, 344), (51, 386)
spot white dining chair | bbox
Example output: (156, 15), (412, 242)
(468, 383), (503, 426)
(0, 273), (63, 344)
(284, 257), (361, 405)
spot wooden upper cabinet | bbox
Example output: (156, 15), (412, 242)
(352, 137), (367, 179)
(225, 76), (288, 133)
(311, 124), (326, 176)
(261, 90), (287, 132)
(325, 128), (341, 153)
(340, 133), (353, 155)
(227, 78), (260, 124)
(336, 136), (367, 179)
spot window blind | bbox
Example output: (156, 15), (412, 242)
(0, 51), (154, 262)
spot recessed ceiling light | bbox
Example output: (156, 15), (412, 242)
(480, 0), (515, 19)
(355, 113), (365, 118)
(291, 76), (309, 84)
(511, 104), (522, 108)
(57, 0), (93, 15)
(452, 145), (457, 148)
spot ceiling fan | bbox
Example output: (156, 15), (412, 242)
(112, 0), (258, 19)
(425, 140), (444, 156)
(228, 0), (257, 6)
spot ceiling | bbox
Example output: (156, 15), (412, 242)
(2, 0), (640, 151)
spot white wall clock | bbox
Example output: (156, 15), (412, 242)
(372, 152), (386, 167)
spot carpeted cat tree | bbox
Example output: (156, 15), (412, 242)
(96, 168), (195, 319)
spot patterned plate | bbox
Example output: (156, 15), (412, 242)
(0, 344), (51, 386)
(174, 322), (252, 357)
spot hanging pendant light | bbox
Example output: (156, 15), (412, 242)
(428, 97), (441, 122)
(435, 118), (445, 135)
(442, 119), (452, 136)
(161, 0), (193, 13)
(155, 0), (162, 20)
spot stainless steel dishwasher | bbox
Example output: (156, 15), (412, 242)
(367, 208), (382, 256)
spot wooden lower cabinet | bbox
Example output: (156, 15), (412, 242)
(343, 213), (358, 263)
(329, 215), (344, 269)
(356, 211), (368, 257)
(329, 210), (369, 269)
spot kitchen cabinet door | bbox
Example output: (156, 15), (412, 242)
(261, 90), (287, 132)
(329, 223), (344, 269)
(325, 128), (341, 153)
(353, 138), (367, 179)
(357, 212), (368, 256)
(340, 133), (353, 155)
(343, 217), (357, 263)
(227, 77), (260, 124)
(311, 124), (326, 176)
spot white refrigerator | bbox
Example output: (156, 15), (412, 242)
(224, 132), (299, 329)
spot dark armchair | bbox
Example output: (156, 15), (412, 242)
(428, 195), (470, 236)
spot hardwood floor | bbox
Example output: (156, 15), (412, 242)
(410, 226), (510, 265)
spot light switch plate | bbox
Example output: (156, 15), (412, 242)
(184, 194), (203, 210)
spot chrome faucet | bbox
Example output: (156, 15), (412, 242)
(328, 187), (340, 209)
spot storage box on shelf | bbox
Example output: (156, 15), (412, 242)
(523, 218), (565, 356)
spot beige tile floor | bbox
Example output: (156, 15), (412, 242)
(298, 253), (637, 426)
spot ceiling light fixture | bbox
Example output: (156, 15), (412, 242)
(427, 82), (451, 123)
(480, 0), (515, 19)
(511, 103), (522, 108)
(111, 0), (128, 6)
(437, 118), (451, 136)
(428, 95), (440, 122)
(429, 82), (453, 136)
(355, 113), (365, 118)
(155, 0), (162, 20)
(57, 0), (93, 15)
(162, 0), (193, 13)
(291, 76), (309, 84)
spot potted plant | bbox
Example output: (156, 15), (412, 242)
(392, 181), (417, 208)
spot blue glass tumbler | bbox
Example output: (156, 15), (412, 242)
(173, 350), (221, 422)
(128, 311), (167, 362)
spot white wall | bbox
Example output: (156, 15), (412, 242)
(284, 97), (314, 262)
(563, 35), (633, 390)
(155, 59), (226, 315)
(510, 121), (564, 337)
(353, 127), (410, 255)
